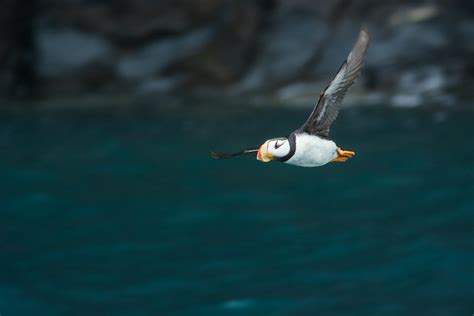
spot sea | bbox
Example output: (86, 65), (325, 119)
(0, 100), (473, 315)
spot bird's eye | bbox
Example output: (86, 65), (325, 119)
(274, 141), (283, 149)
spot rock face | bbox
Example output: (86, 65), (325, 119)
(0, 0), (36, 98)
(239, 12), (328, 91)
(0, 0), (473, 103)
(37, 28), (113, 77)
(117, 26), (214, 80)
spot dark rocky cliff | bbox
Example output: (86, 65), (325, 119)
(1, 0), (473, 105)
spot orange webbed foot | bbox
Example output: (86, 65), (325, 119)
(332, 147), (355, 163)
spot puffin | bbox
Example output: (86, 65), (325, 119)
(211, 27), (370, 167)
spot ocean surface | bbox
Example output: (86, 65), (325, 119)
(0, 101), (473, 315)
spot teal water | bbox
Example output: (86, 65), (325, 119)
(0, 104), (473, 315)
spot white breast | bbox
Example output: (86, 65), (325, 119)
(285, 133), (338, 167)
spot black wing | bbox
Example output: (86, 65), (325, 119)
(301, 27), (370, 137)
(210, 148), (258, 159)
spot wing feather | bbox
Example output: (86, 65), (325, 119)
(301, 27), (370, 137)
(210, 148), (258, 159)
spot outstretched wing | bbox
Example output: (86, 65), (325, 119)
(301, 27), (370, 137)
(210, 148), (258, 159)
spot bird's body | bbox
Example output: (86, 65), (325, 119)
(211, 27), (369, 167)
(285, 133), (337, 167)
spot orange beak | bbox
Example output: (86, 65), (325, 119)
(257, 148), (263, 161)
(256, 144), (272, 162)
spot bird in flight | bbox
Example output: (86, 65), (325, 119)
(211, 27), (370, 167)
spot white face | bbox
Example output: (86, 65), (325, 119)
(256, 138), (290, 162)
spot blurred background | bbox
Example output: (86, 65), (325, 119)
(0, 1), (473, 315)
(1, 0), (474, 101)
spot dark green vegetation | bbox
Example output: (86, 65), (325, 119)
(0, 103), (473, 315)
